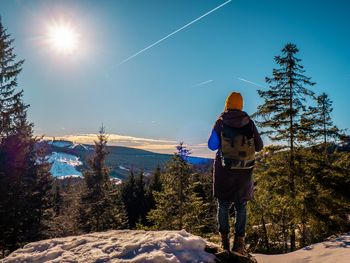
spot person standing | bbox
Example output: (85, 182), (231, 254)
(208, 92), (263, 254)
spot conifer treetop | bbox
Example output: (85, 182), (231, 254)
(254, 43), (315, 145)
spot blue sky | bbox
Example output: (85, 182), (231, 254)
(1, 0), (349, 157)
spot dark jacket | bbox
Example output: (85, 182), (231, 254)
(208, 110), (263, 202)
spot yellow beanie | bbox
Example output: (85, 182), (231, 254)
(225, 92), (243, 111)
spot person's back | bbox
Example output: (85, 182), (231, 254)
(208, 92), (263, 254)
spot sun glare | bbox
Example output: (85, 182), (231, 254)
(47, 23), (79, 54)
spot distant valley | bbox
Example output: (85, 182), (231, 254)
(39, 140), (213, 181)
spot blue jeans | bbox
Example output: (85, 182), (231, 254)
(217, 199), (247, 237)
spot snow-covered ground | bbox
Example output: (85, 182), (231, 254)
(3, 230), (350, 263)
(47, 152), (83, 178)
(255, 233), (350, 263)
(3, 230), (217, 263)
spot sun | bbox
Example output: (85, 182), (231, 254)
(47, 22), (79, 54)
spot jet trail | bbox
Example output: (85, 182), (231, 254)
(119, 0), (232, 65)
(238, 77), (264, 88)
(192, 79), (213, 87)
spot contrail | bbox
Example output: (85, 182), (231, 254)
(119, 0), (232, 65)
(238, 77), (264, 88)
(192, 79), (213, 87)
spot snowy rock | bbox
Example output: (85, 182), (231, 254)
(3, 230), (217, 263)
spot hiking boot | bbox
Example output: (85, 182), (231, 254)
(232, 236), (246, 255)
(220, 233), (230, 251)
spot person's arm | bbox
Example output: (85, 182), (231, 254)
(208, 119), (221, 151)
(208, 129), (220, 151)
(252, 121), (264, 151)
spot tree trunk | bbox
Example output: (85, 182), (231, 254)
(261, 215), (270, 252)
(288, 67), (296, 252)
(282, 220), (288, 253)
(322, 100), (328, 158)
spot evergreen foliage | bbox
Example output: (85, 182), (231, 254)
(121, 170), (138, 228)
(121, 169), (149, 228)
(78, 126), (128, 232)
(146, 165), (162, 212)
(300, 93), (340, 152)
(249, 43), (349, 254)
(254, 43), (315, 251)
(0, 19), (25, 138)
(147, 144), (214, 235)
(135, 170), (147, 225)
(0, 19), (52, 256)
(46, 179), (83, 238)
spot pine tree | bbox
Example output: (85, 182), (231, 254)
(300, 93), (340, 154)
(135, 170), (148, 225)
(147, 143), (210, 235)
(46, 179), (84, 238)
(147, 154), (191, 230)
(176, 142), (191, 161)
(295, 148), (350, 243)
(0, 19), (52, 256)
(52, 182), (63, 216)
(141, 165), (163, 227)
(121, 170), (138, 228)
(123, 170), (148, 228)
(316, 93), (340, 147)
(0, 18), (25, 137)
(254, 43), (315, 251)
(78, 126), (127, 232)
(147, 165), (162, 210)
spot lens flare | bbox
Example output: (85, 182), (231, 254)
(47, 22), (79, 54)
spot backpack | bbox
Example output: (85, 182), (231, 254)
(220, 121), (256, 169)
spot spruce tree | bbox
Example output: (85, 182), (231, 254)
(142, 165), (163, 227)
(147, 165), (162, 210)
(147, 154), (191, 230)
(46, 179), (84, 238)
(254, 43), (315, 251)
(121, 170), (138, 228)
(0, 18), (25, 137)
(78, 126), (127, 232)
(147, 143), (209, 235)
(135, 170), (147, 225)
(300, 93), (340, 153)
(0, 18), (52, 255)
(123, 170), (148, 228)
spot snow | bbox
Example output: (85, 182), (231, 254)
(255, 233), (350, 263)
(47, 152), (83, 178)
(48, 140), (73, 148)
(119, 165), (130, 171)
(110, 177), (122, 185)
(69, 143), (92, 151)
(3, 230), (217, 263)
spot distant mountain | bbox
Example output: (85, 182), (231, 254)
(39, 140), (212, 180)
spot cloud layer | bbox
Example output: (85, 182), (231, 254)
(45, 134), (213, 158)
